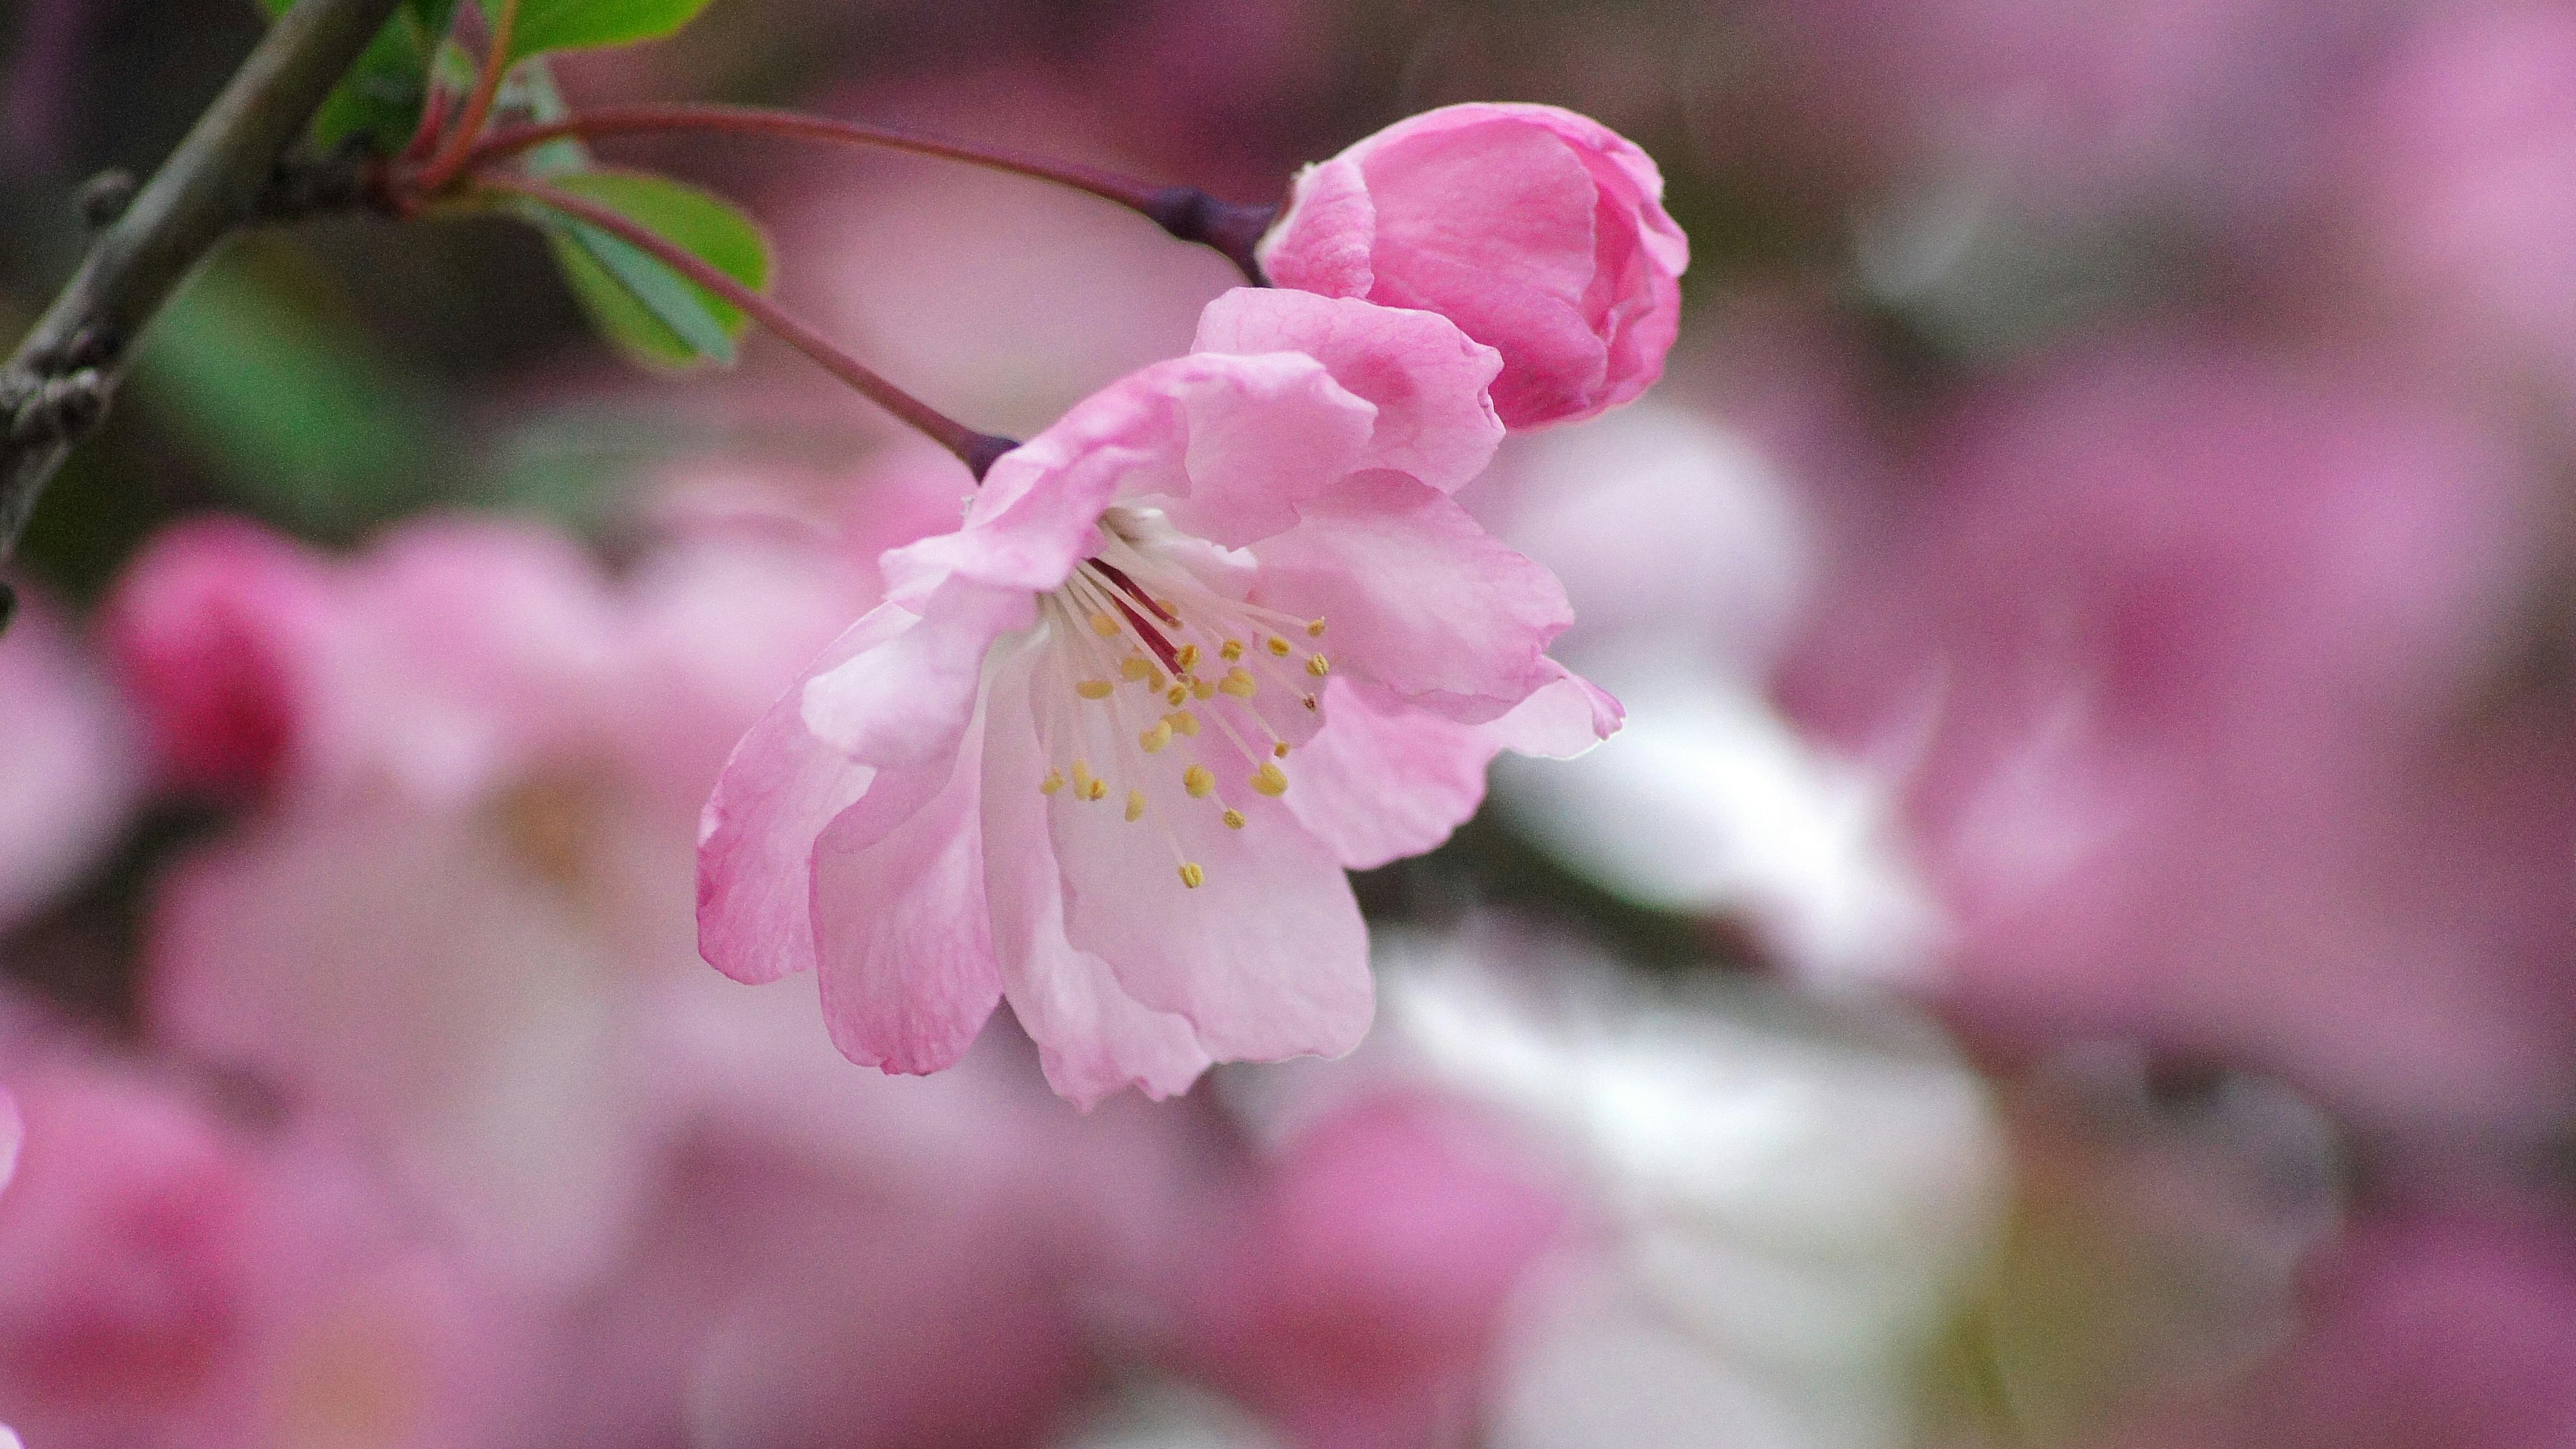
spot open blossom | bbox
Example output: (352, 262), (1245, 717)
(699, 287), (1619, 1107)
(1257, 104), (1688, 431)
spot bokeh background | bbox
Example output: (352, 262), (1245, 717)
(1, 0), (2573, 1445)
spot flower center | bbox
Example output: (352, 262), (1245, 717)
(1030, 508), (1330, 890)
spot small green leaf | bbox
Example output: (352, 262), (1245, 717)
(484, 0), (716, 62)
(256, 0), (463, 153)
(524, 170), (769, 370)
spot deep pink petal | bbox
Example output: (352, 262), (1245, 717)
(1252, 470), (1574, 722)
(1194, 289), (1504, 493)
(1257, 156), (1376, 298)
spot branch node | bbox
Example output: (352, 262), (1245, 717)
(7, 370), (114, 447)
(256, 137), (382, 223)
(76, 170), (140, 231)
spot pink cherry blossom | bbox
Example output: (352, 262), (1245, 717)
(1257, 104), (1688, 431)
(1168, 1089), (1574, 1449)
(698, 287), (1619, 1108)
(117, 513), (884, 1285)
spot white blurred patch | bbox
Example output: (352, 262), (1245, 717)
(1373, 934), (2010, 1449)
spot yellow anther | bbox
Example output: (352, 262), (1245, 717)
(1179, 861), (1205, 889)
(1085, 777), (1107, 801)
(1148, 671), (1167, 694)
(1125, 789), (1147, 822)
(1120, 657), (1153, 682)
(1089, 612), (1121, 637)
(1183, 765), (1216, 798)
(1272, 741), (1289, 758)
(1040, 769), (1065, 796)
(1165, 710), (1200, 737)
(1306, 652), (1330, 678)
(1267, 635), (1292, 657)
(1175, 643), (1201, 670)
(1071, 761), (1095, 790)
(1250, 761), (1288, 797)
(1077, 679), (1114, 700)
(1165, 684), (1188, 706)
(1219, 667), (1257, 699)
(1306, 617), (1326, 637)
(1191, 678), (1216, 700)
(1156, 598), (1179, 616)
(1220, 639), (1244, 661)
(1222, 808), (1246, 830)
(1139, 720), (1173, 754)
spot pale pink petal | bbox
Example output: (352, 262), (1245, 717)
(1481, 659), (1625, 759)
(1256, 156), (1377, 297)
(977, 644), (1216, 1107)
(1253, 470), (1574, 722)
(1140, 354), (1380, 549)
(698, 604), (916, 986)
(800, 579), (1035, 765)
(1193, 289), (1503, 493)
(0, 586), (139, 930)
(1285, 679), (1495, 870)
(809, 695), (1001, 1076)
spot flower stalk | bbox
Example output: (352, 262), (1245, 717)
(455, 103), (1276, 281)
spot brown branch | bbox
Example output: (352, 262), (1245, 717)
(0, 0), (409, 594)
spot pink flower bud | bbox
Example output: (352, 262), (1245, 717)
(1258, 103), (1688, 431)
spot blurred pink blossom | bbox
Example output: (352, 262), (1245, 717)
(699, 288), (1615, 1106)
(0, 1046), (523, 1448)
(0, 582), (141, 930)
(1169, 1090), (1572, 1449)
(116, 513), (883, 1286)
(1777, 338), (2570, 1136)
(1260, 104), (1688, 430)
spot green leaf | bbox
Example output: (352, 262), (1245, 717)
(256, 0), (463, 153)
(483, 0), (717, 62)
(523, 170), (769, 370)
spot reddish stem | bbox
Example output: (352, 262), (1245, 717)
(475, 174), (1015, 478)
(415, 0), (517, 191)
(458, 103), (1277, 282)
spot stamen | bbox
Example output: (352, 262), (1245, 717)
(1179, 862), (1205, 889)
(1183, 765), (1215, 798)
(1307, 618), (1326, 637)
(1250, 761), (1288, 797)
(1191, 678), (1216, 700)
(1271, 741), (1288, 758)
(1166, 709), (1199, 737)
(1219, 667), (1257, 699)
(1125, 789), (1147, 822)
(1165, 684), (1188, 706)
(1175, 643), (1201, 671)
(1040, 769), (1065, 795)
(1077, 679), (1114, 700)
(1139, 720), (1173, 753)
(1306, 653), (1330, 678)
(1222, 808), (1246, 829)
(1267, 635), (1292, 657)
(1120, 657), (1153, 682)
(1089, 612), (1121, 637)
(1221, 639), (1244, 661)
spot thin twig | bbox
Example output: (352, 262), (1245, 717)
(458, 103), (1278, 281)
(414, 0), (517, 192)
(0, 0), (407, 580)
(475, 173), (1016, 478)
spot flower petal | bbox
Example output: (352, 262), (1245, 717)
(977, 642), (1215, 1106)
(1253, 470), (1574, 722)
(1256, 156), (1377, 298)
(809, 690), (1001, 1075)
(1194, 290), (1503, 493)
(1283, 678), (1495, 869)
